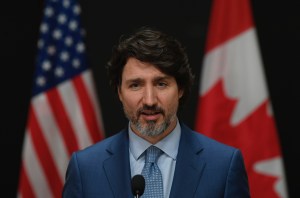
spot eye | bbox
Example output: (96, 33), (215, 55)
(129, 83), (140, 90)
(157, 82), (168, 88)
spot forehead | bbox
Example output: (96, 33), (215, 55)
(122, 57), (168, 80)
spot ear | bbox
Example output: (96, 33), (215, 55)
(179, 89), (184, 99)
(118, 86), (123, 102)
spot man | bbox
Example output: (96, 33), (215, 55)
(63, 26), (250, 197)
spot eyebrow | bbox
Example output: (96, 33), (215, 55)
(124, 75), (172, 84)
(153, 76), (173, 84)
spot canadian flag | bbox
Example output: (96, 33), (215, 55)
(195, 0), (288, 197)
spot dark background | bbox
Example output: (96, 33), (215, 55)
(1, 0), (299, 197)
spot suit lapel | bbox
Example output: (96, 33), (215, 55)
(103, 130), (132, 198)
(169, 124), (206, 198)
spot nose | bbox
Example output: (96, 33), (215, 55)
(143, 85), (157, 106)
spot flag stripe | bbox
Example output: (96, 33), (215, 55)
(46, 88), (80, 154)
(58, 76), (94, 148)
(73, 74), (103, 142)
(23, 130), (53, 198)
(32, 94), (70, 180)
(82, 70), (105, 136)
(19, 165), (35, 198)
(29, 106), (63, 197)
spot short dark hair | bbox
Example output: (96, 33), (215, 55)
(106, 26), (195, 106)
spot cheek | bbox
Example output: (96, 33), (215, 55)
(161, 92), (180, 109)
(121, 93), (140, 110)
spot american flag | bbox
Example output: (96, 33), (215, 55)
(18, 0), (105, 197)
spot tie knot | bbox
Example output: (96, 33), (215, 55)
(145, 146), (162, 163)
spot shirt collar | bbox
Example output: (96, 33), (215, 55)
(128, 119), (181, 161)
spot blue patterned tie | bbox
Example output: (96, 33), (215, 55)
(141, 146), (164, 198)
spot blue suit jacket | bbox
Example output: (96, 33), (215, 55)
(63, 123), (250, 197)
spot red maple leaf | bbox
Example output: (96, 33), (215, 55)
(195, 79), (283, 198)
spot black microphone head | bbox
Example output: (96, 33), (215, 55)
(131, 174), (145, 196)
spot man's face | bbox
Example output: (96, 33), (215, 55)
(118, 57), (183, 138)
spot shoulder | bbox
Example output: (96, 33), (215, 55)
(180, 123), (246, 171)
(73, 129), (128, 162)
(180, 122), (240, 156)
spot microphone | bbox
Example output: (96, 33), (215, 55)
(131, 174), (145, 198)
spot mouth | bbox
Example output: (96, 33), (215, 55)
(138, 107), (164, 121)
